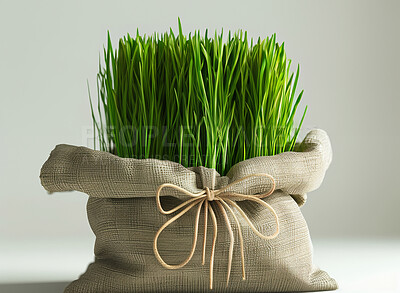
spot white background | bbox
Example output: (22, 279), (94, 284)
(1, 0), (399, 292)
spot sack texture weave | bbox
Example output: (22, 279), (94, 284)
(40, 129), (338, 292)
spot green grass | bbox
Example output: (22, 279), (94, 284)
(90, 19), (307, 176)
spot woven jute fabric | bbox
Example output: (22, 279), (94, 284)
(40, 129), (338, 292)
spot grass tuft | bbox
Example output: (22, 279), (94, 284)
(90, 19), (307, 175)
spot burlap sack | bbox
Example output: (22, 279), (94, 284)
(40, 129), (338, 292)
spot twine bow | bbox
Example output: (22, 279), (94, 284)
(153, 173), (279, 290)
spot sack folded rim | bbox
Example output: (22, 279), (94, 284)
(40, 129), (332, 206)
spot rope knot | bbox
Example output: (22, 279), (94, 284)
(205, 187), (215, 201)
(153, 173), (279, 290)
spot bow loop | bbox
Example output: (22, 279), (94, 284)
(153, 173), (279, 290)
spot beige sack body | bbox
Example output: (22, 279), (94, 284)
(40, 129), (338, 292)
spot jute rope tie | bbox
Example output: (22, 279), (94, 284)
(153, 173), (280, 290)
